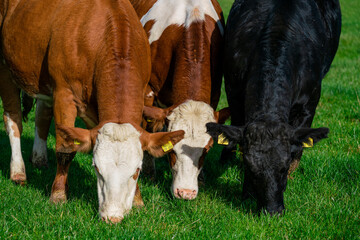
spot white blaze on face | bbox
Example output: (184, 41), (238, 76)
(93, 123), (143, 221)
(140, 0), (224, 44)
(4, 113), (26, 179)
(167, 100), (215, 197)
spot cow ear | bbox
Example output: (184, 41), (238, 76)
(214, 107), (231, 124)
(140, 130), (185, 157)
(206, 123), (244, 148)
(57, 125), (97, 153)
(292, 127), (329, 147)
(143, 106), (172, 132)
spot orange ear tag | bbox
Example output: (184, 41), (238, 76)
(302, 137), (313, 148)
(162, 141), (174, 152)
(74, 140), (81, 145)
(218, 133), (229, 145)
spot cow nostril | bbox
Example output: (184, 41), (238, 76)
(102, 216), (123, 224)
(174, 188), (181, 198)
(177, 189), (197, 200)
(264, 206), (285, 217)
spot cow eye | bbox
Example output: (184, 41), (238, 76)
(132, 168), (140, 180)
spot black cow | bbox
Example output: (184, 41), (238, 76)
(206, 0), (341, 215)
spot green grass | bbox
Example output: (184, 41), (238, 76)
(1, 0), (359, 239)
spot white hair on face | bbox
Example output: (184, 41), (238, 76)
(167, 100), (215, 138)
(93, 123), (143, 220)
(98, 123), (141, 142)
(140, 0), (224, 44)
(167, 100), (215, 194)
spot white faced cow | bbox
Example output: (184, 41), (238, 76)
(0, 0), (184, 223)
(130, 0), (230, 200)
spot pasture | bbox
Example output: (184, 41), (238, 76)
(1, 0), (359, 238)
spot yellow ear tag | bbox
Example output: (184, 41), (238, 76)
(302, 137), (313, 148)
(74, 140), (81, 145)
(218, 133), (229, 145)
(162, 141), (173, 152)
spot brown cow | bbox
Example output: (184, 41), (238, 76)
(130, 0), (230, 200)
(0, 0), (184, 223)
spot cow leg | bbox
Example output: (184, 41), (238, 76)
(30, 99), (53, 168)
(50, 90), (77, 203)
(142, 151), (156, 181)
(132, 182), (144, 208)
(0, 63), (26, 185)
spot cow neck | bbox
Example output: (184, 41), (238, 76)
(0, 0), (20, 18)
(158, 21), (213, 105)
(93, 64), (145, 125)
(245, 74), (292, 124)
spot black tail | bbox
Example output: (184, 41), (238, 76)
(21, 91), (34, 122)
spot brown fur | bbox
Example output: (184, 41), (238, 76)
(139, 129), (185, 157)
(130, 0), (225, 109)
(0, 0), (151, 202)
(130, 0), (226, 181)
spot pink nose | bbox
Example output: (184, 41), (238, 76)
(176, 188), (197, 200)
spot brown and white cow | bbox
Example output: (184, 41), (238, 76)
(130, 0), (230, 200)
(0, 0), (184, 223)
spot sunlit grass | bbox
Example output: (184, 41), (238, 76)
(0, 0), (359, 238)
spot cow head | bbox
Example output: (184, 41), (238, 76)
(206, 121), (329, 215)
(144, 100), (230, 200)
(57, 123), (184, 223)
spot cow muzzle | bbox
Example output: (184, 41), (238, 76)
(263, 204), (285, 216)
(101, 216), (124, 224)
(174, 188), (197, 200)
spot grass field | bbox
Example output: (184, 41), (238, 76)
(1, 0), (359, 239)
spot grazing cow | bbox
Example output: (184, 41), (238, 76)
(206, 0), (341, 215)
(0, 0), (184, 223)
(129, 0), (230, 200)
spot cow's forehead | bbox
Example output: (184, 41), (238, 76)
(98, 123), (141, 142)
(94, 123), (143, 168)
(168, 101), (215, 133)
(245, 121), (292, 141)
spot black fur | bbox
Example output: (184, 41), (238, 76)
(21, 92), (34, 122)
(208, 0), (341, 215)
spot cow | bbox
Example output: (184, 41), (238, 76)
(0, 0), (185, 223)
(129, 0), (230, 200)
(206, 0), (341, 215)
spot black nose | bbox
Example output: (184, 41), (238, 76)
(263, 205), (285, 216)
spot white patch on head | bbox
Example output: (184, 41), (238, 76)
(4, 113), (26, 179)
(167, 100), (215, 196)
(93, 123), (143, 220)
(140, 0), (224, 44)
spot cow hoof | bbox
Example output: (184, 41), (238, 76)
(50, 191), (67, 204)
(11, 173), (27, 186)
(29, 154), (48, 169)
